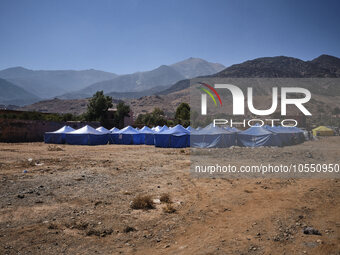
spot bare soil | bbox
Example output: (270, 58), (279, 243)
(0, 138), (339, 254)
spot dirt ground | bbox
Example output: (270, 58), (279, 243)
(0, 138), (339, 255)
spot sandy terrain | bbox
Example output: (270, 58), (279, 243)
(0, 138), (339, 254)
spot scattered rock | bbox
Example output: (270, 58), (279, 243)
(123, 226), (136, 233)
(303, 227), (322, 236)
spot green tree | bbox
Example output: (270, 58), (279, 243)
(114, 102), (131, 128)
(175, 103), (190, 127)
(135, 107), (168, 127)
(85, 91), (113, 123)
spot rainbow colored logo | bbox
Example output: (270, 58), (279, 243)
(198, 82), (222, 107)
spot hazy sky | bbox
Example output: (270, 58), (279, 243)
(0, 0), (339, 74)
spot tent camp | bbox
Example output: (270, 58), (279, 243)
(139, 126), (155, 145)
(154, 124), (189, 148)
(44, 125), (75, 144)
(65, 125), (109, 145)
(191, 125), (237, 148)
(312, 126), (334, 136)
(237, 125), (282, 147)
(111, 126), (143, 145)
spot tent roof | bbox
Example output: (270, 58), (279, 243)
(139, 126), (154, 134)
(96, 126), (110, 133)
(158, 125), (169, 132)
(240, 125), (273, 136)
(153, 126), (162, 132)
(159, 124), (189, 135)
(48, 125), (75, 134)
(224, 126), (240, 133)
(312, 126), (333, 131)
(118, 126), (139, 134)
(110, 127), (120, 133)
(197, 125), (233, 135)
(68, 125), (103, 135)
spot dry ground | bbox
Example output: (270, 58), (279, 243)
(0, 138), (339, 254)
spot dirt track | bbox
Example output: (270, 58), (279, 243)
(0, 138), (339, 254)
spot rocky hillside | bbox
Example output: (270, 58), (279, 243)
(214, 54), (340, 78)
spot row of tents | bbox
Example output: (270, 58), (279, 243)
(44, 124), (307, 148)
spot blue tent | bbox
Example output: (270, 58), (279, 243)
(191, 125), (237, 148)
(44, 125), (75, 144)
(154, 124), (189, 148)
(266, 126), (305, 145)
(96, 126), (110, 133)
(111, 126), (143, 145)
(224, 126), (241, 133)
(237, 125), (282, 147)
(158, 125), (169, 133)
(153, 126), (161, 132)
(65, 125), (109, 145)
(110, 127), (120, 133)
(139, 126), (155, 145)
(109, 127), (120, 144)
(186, 126), (193, 131)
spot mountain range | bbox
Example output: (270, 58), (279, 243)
(18, 54), (340, 118)
(58, 58), (225, 99)
(0, 58), (225, 105)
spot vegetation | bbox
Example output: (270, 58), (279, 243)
(135, 107), (168, 127)
(130, 195), (154, 210)
(160, 193), (172, 203)
(113, 102), (131, 128)
(135, 103), (190, 127)
(174, 102), (190, 127)
(84, 91), (113, 123)
(163, 204), (176, 214)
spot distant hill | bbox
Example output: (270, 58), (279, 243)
(60, 58), (225, 99)
(158, 55), (340, 95)
(20, 55), (340, 118)
(0, 67), (118, 98)
(73, 65), (185, 97)
(20, 98), (90, 115)
(170, 57), (225, 78)
(214, 55), (340, 78)
(157, 79), (190, 95)
(0, 78), (40, 106)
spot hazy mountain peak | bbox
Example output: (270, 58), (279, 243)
(170, 57), (225, 78)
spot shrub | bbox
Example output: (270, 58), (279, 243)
(163, 204), (176, 214)
(160, 193), (172, 203)
(130, 195), (154, 210)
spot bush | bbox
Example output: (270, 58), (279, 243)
(160, 193), (172, 203)
(163, 204), (176, 214)
(130, 195), (154, 210)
